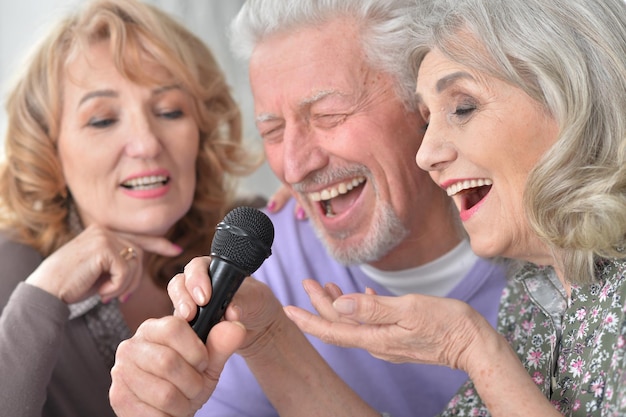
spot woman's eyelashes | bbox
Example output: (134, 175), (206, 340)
(453, 104), (476, 117)
(450, 95), (478, 121)
(87, 116), (116, 129)
(85, 107), (184, 130)
(157, 108), (184, 120)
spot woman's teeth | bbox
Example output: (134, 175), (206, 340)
(308, 176), (366, 202)
(122, 175), (168, 190)
(445, 178), (493, 197)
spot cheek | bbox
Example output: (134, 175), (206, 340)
(58, 144), (100, 192)
(263, 142), (284, 178)
(173, 127), (200, 168)
(178, 146), (199, 193)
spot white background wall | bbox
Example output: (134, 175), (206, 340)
(0, 0), (280, 198)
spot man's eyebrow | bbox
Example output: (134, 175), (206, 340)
(299, 89), (339, 107)
(255, 89), (343, 124)
(256, 113), (280, 124)
(436, 71), (474, 93)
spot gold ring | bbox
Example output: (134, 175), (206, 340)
(119, 247), (137, 261)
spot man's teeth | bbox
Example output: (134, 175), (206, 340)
(446, 179), (493, 197)
(122, 175), (168, 190)
(323, 200), (335, 217)
(308, 176), (366, 202)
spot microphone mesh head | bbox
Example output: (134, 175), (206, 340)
(211, 206), (275, 274)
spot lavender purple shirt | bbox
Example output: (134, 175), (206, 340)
(197, 199), (507, 417)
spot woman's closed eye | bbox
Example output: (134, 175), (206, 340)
(453, 104), (476, 117)
(157, 109), (184, 120)
(87, 116), (117, 129)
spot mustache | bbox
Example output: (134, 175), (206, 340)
(291, 165), (371, 194)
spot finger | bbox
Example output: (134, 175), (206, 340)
(283, 305), (366, 349)
(324, 282), (344, 299)
(112, 346), (193, 417)
(203, 320), (246, 382)
(109, 370), (171, 417)
(138, 316), (211, 373)
(182, 257), (213, 306)
(266, 184), (294, 213)
(302, 279), (343, 321)
(364, 287), (377, 295)
(292, 195), (308, 220)
(97, 247), (143, 303)
(168, 273), (197, 321)
(222, 277), (277, 332)
(112, 318), (212, 415)
(332, 293), (410, 325)
(294, 204), (307, 220)
(116, 233), (183, 258)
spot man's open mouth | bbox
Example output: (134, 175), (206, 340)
(308, 176), (366, 217)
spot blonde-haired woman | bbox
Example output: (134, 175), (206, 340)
(0, 0), (259, 415)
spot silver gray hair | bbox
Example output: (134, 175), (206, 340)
(409, 0), (626, 284)
(230, 0), (419, 109)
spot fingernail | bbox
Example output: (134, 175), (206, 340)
(120, 293), (133, 303)
(193, 287), (207, 305)
(283, 305), (302, 321)
(296, 207), (306, 220)
(173, 244), (183, 253)
(283, 306), (295, 320)
(333, 297), (355, 314)
(267, 200), (276, 212)
(178, 302), (191, 318)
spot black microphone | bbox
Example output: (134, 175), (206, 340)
(190, 206), (274, 343)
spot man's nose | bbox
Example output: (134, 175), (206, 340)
(282, 123), (329, 185)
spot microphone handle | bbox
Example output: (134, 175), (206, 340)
(190, 257), (247, 343)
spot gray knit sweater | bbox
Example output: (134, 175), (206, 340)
(0, 234), (120, 417)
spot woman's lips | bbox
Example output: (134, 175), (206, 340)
(444, 178), (493, 221)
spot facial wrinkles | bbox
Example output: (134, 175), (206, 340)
(292, 165), (408, 265)
(291, 165), (369, 194)
(313, 199), (408, 265)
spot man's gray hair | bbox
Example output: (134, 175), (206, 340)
(229, 0), (419, 109)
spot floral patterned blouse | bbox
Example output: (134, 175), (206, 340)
(439, 259), (626, 417)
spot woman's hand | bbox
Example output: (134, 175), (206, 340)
(25, 224), (182, 304)
(266, 183), (307, 220)
(284, 279), (489, 370)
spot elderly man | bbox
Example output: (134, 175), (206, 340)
(110, 1), (506, 416)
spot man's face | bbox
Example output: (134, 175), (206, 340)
(249, 18), (452, 268)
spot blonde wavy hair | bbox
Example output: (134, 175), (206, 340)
(0, 0), (261, 288)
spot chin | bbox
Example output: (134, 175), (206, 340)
(121, 218), (179, 236)
(468, 238), (504, 260)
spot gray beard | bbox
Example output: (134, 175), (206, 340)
(311, 202), (408, 265)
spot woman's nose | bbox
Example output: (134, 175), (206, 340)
(124, 117), (162, 159)
(415, 126), (456, 172)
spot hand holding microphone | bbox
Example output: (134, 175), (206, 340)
(190, 206), (274, 342)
